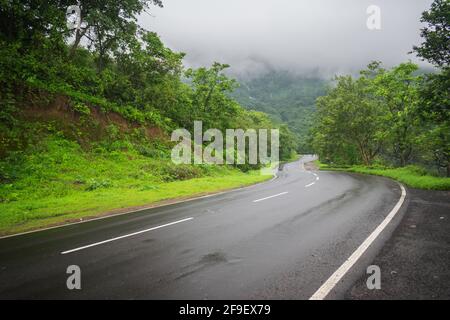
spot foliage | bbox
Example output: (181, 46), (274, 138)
(0, 133), (270, 235)
(412, 0), (450, 67)
(232, 71), (327, 153)
(312, 67), (387, 166)
(0, 0), (298, 164)
(412, 0), (450, 176)
(371, 62), (423, 166)
(312, 60), (449, 179)
(316, 161), (450, 190)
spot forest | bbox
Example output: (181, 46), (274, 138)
(232, 71), (327, 153)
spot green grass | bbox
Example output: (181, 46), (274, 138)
(0, 136), (271, 236)
(315, 160), (450, 190)
(0, 172), (269, 236)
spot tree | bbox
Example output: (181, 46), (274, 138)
(412, 0), (450, 67)
(419, 68), (450, 176)
(0, 0), (69, 103)
(412, 0), (450, 176)
(111, 31), (185, 106)
(313, 74), (386, 166)
(0, 0), (66, 46)
(185, 63), (239, 129)
(67, 0), (163, 70)
(372, 62), (422, 166)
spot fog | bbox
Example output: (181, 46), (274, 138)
(139, 0), (433, 77)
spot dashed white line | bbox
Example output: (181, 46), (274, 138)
(253, 192), (288, 203)
(309, 184), (407, 300)
(305, 182), (315, 188)
(61, 217), (194, 255)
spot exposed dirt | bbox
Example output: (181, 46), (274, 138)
(20, 92), (166, 145)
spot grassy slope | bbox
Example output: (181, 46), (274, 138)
(315, 160), (450, 190)
(0, 136), (271, 236)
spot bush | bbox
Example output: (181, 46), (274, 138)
(160, 164), (202, 181)
(85, 178), (112, 191)
(71, 102), (91, 116)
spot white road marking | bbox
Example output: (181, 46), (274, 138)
(61, 217), (194, 255)
(305, 172), (318, 187)
(309, 184), (407, 300)
(253, 192), (288, 203)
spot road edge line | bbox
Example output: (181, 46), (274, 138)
(309, 183), (407, 300)
(0, 169), (280, 240)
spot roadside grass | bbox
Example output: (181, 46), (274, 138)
(0, 136), (271, 236)
(314, 160), (450, 190)
(0, 172), (269, 236)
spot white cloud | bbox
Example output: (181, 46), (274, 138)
(139, 0), (433, 77)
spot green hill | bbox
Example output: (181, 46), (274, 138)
(231, 71), (328, 152)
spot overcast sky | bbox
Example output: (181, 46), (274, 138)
(139, 0), (433, 77)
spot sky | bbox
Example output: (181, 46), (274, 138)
(138, 0), (434, 78)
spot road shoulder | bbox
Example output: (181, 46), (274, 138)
(346, 188), (450, 299)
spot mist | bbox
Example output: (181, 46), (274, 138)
(139, 0), (434, 78)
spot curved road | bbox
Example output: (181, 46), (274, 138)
(0, 155), (406, 299)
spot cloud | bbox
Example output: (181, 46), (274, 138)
(139, 0), (433, 77)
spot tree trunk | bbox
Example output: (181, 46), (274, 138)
(70, 28), (83, 58)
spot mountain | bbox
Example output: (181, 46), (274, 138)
(231, 71), (328, 152)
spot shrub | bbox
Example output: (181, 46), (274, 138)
(85, 178), (112, 191)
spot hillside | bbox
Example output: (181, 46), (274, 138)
(231, 71), (328, 152)
(0, 91), (276, 235)
(0, 2), (298, 235)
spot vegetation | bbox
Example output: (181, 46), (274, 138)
(311, 0), (449, 188)
(0, 0), (448, 233)
(315, 160), (450, 190)
(0, 135), (270, 235)
(232, 71), (327, 153)
(0, 1), (297, 234)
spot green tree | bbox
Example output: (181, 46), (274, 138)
(412, 0), (450, 68)
(68, 0), (163, 70)
(412, 0), (450, 176)
(185, 63), (239, 129)
(313, 73), (386, 166)
(372, 62), (422, 166)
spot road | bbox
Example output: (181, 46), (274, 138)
(0, 155), (406, 299)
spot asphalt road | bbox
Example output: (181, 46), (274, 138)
(0, 155), (405, 299)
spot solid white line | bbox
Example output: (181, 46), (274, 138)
(61, 217), (194, 255)
(253, 192), (288, 203)
(305, 182), (315, 188)
(309, 184), (406, 300)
